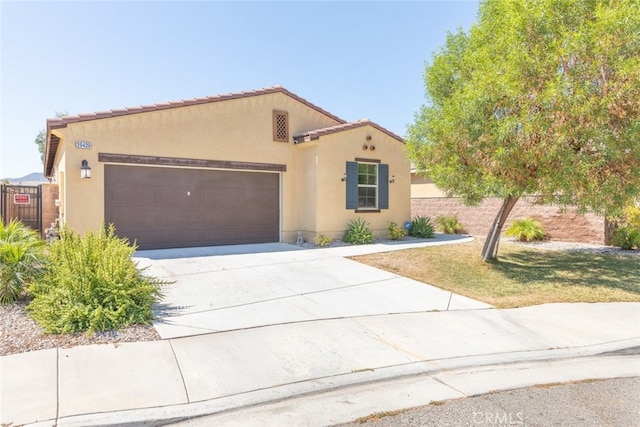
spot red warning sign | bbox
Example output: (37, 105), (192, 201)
(14, 194), (31, 204)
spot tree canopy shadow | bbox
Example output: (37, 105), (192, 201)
(490, 250), (640, 296)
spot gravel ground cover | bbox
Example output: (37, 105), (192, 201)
(507, 238), (640, 255)
(0, 299), (160, 356)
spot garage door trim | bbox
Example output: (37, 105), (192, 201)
(99, 152), (286, 172)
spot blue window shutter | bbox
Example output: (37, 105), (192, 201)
(346, 161), (358, 209)
(379, 164), (389, 209)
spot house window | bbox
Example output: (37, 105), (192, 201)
(346, 161), (389, 210)
(273, 110), (289, 142)
(358, 163), (378, 209)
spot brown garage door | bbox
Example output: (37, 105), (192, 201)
(105, 165), (279, 249)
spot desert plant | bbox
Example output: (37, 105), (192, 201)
(408, 215), (435, 238)
(611, 225), (640, 250)
(27, 224), (166, 333)
(314, 234), (332, 247)
(387, 221), (407, 240)
(0, 218), (45, 304)
(436, 215), (465, 234)
(343, 218), (374, 245)
(505, 218), (545, 242)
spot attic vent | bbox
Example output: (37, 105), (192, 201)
(273, 110), (289, 142)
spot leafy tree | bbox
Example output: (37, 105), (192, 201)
(407, 0), (640, 261)
(34, 111), (67, 165)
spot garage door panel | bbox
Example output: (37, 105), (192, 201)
(240, 213), (274, 227)
(205, 209), (242, 227)
(242, 172), (278, 189)
(158, 207), (205, 227)
(108, 167), (160, 187)
(202, 189), (242, 208)
(107, 208), (157, 229)
(107, 187), (159, 206)
(243, 189), (278, 206)
(242, 228), (278, 243)
(105, 165), (280, 249)
(199, 171), (238, 187)
(158, 190), (202, 206)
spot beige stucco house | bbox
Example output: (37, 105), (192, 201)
(44, 86), (410, 249)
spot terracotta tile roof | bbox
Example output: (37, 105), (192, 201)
(293, 119), (404, 144)
(46, 86), (346, 130)
(44, 86), (347, 176)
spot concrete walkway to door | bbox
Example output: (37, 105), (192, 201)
(134, 235), (489, 339)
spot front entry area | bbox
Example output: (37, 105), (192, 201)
(105, 165), (280, 249)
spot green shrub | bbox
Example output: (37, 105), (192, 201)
(436, 215), (465, 234)
(314, 234), (332, 247)
(0, 218), (45, 304)
(408, 215), (435, 238)
(611, 225), (640, 250)
(27, 225), (166, 334)
(623, 204), (640, 229)
(387, 221), (407, 240)
(343, 218), (374, 245)
(505, 218), (545, 242)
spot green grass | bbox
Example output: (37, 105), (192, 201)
(351, 239), (640, 308)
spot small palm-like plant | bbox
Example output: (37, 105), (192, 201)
(436, 215), (464, 234)
(505, 218), (545, 242)
(343, 218), (374, 245)
(0, 218), (45, 304)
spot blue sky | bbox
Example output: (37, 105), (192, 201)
(1, 1), (479, 178)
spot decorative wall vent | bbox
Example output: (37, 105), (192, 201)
(273, 110), (289, 142)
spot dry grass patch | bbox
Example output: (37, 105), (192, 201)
(351, 239), (640, 308)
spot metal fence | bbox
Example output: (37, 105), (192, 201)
(1, 184), (42, 234)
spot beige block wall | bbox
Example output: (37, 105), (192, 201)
(412, 196), (606, 244)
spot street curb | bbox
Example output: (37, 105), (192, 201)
(45, 338), (640, 427)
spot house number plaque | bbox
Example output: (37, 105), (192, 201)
(75, 141), (92, 149)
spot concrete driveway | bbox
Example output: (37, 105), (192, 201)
(134, 235), (490, 339)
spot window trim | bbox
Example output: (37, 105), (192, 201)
(357, 162), (379, 210)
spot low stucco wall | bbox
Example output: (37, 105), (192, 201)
(412, 197), (607, 244)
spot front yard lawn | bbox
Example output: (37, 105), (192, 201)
(351, 239), (640, 308)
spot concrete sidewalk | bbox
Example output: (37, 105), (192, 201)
(2, 237), (639, 426)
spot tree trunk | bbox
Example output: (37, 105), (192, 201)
(481, 195), (519, 262)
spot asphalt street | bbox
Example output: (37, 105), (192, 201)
(335, 377), (640, 427)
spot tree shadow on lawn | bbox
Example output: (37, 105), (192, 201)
(491, 250), (640, 296)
